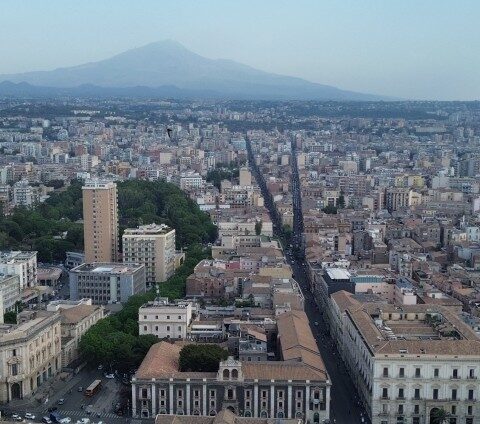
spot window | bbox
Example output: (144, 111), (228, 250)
(469, 369), (475, 379)
(433, 389), (439, 400)
(413, 418), (420, 424)
(160, 390), (166, 397)
(261, 390), (267, 398)
(194, 390), (199, 398)
(296, 390), (302, 398)
(452, 369), (458, 378)
(415, 368), (421, 378)
(178, 316), (182, 319)
(468, 389), (474, 400)
(451, 389), (457, 400)
(143, 326), (147, 331)
(245, 390), (251, 399)
(227, 389), (234, 400)
(414, 388), (420, 399)
(451, 405), (456, 415)
(177, 389), (183, 398)
(382, 388), (388, 399)
(434, 368), (439, 378)
(210, 390), (215, 398)
(11, 364), (18, 376)
(167, 316), (170, 320)
(398, 404), (404, 414)
(166, 326), (170, 332)
(398, 388), (404, 399)
(414, 405), (419, 414)
(383, 367), (389, 377)
(399, 367), (405, 378)
(467, 405), (473, 415)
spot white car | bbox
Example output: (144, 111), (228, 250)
(25, 413), (36, 420)
(104, 373), (115, 379)
(12, 414), (22, 421)
(60, 418), (72, 424)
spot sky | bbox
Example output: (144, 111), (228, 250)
(0, 0), (479, 100)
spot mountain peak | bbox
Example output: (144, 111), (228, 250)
(0, 42), (388, 100)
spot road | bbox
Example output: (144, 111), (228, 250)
(3, 367), (133, 424)
(247, 136), (369, 423)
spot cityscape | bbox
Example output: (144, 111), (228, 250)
(1, 2), (480, 424)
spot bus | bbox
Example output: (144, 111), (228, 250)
(85, 379), (102, 397)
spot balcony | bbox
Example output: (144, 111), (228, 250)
(380, 396), (390, 400)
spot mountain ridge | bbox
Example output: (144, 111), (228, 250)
(0, 40), (391, 100)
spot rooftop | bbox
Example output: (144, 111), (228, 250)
(123, 223), (174, 236)
(71, 262), (144, 274)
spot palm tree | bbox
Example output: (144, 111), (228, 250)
(431, 407), (449, 424)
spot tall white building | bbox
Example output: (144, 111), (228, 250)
(123, 224), (176, 285)
(13, 180), (40, 207)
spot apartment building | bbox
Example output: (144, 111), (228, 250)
(82, 179), (118, 263)
(12, 180), (40, 207)
(57, 302), (104, 367)
(69, 262), (146, 304)
(138, 298), (193, 339)
(0, 251), (38, 289)
(330, 292), (480, 424)
(0, 274), (21, 313)
(123, 224), (176, 285)
(0, 310), (62, 402)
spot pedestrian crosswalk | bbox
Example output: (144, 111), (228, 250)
(43, 409), (120, 420)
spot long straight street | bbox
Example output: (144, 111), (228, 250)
(248, 137), (369, 423)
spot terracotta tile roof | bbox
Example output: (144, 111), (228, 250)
(242, 362), (327, 382)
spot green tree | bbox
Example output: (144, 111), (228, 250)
(255, 220), (262, 236)
(322, 204), (338, 214)
(179, 344), (229, 372)
(337, 193), (345, 209)
(430, 408), (448, 424)
(3, 311), (17, 324)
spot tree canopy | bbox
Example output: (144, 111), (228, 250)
(179, 344), (229, 372)
(0, 179), (217, 262)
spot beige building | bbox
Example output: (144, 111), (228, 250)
(329, 292), (480, 424)
(0, 310), (61, 402)
(239, 167), (252, 187)
(123, 224), (176, 285)
(82, 180), (118, 263)
(57, 303), (104, 367)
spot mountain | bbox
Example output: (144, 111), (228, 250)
(0, 40), (387, 100)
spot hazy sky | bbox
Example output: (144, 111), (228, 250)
(1, 0), (479, 100)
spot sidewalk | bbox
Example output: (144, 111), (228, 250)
(5, 373), (81, 413)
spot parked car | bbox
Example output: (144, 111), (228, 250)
(42, 417), (53, 424)
(77, 386), (83, 392)
(25, 413), (36, 420)
(97, 365), (103, 370)
(59, 418), (72, 424)
(104, 373), (115, 379)
(58, 399), (65, 405)
(12, 414), (22, 421)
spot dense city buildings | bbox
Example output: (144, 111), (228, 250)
(1, 98), (480, 424)
(82, 179), (119, 263)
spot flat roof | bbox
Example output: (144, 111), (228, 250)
(326, 268), (351, 280)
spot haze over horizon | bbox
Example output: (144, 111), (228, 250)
(1, 0), (479, 101)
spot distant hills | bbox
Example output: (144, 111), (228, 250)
(0, 40), (389, 100)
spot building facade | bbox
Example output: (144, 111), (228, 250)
(123, 224), (176, 285)
(0, 310), (61, 402)
(138, 298), (193, 339)
(69, 262), (146, 304)
(132, 343), (330, 422)
(0, 274), (21, 313)
(82, 179), (119, 263)
(0, 251), (38, 289)
(329, 292), (480, 424)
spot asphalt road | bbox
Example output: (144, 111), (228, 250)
(3, 368), (131, 424)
